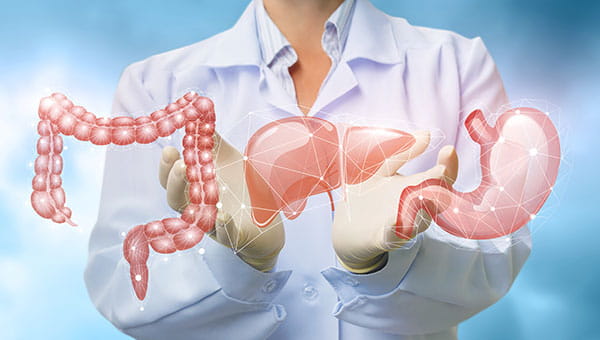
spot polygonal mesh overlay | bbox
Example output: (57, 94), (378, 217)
(31, 93), (562, 301)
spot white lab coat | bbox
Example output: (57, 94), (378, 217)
(84, 0), (531, 339)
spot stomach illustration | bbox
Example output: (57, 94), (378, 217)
(395, 108), (560, 239)
(31, 93), (560, 300)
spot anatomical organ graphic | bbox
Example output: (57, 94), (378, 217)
(32, 92), (218, 300)
(396, 108), (560, 239)
(31, 92), (560, 300)
(244, 117), (417, 227)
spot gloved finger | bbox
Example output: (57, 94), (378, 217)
(414, 208), (432, 234)
(213, 132), (244, 164)
(375, 130), (431, 177)
(166, 159), (188, 212)
(379, 208), (431, 252)
(213, 210), (242, 249)
(159, 146), (180, 190)
(378, 224), (415, 252)
(400, 162), (447, 187)
(436, 145), (459, 185)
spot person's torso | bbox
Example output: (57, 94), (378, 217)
(133, 3), (472, 338)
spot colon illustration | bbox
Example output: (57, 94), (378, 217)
(30, 92), (560, 300)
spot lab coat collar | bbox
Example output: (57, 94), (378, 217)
(202, 0), (408, 68)
(200, 1), (263, 68)
(342, 0), (405, 65)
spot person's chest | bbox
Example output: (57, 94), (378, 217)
(201, 52), (460, 165)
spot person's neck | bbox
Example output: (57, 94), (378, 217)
(262, 0), (344, 56)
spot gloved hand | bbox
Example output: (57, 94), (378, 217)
(158, 133), (285, 272)
(332, 131), (459, 273)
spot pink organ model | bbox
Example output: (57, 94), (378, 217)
(32, 92), (218, 300)
(396, 108), (561, 239)
(243, 108), (560, 240)
(244, 117), (417, 227)
(32, 91), (560, 300)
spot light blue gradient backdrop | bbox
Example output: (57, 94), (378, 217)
(0, 1), (598, 339)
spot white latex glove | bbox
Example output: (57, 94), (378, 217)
(332, 131), (459, 273)
(158, 134), (285, 272)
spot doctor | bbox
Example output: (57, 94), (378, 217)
(84, 0), (531, 339)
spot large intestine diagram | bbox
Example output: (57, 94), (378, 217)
(32, 92), (217, 300)
(31, 92), (560, 301)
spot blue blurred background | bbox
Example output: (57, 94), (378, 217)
(0, 0), (598, 339)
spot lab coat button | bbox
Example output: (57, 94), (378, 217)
(302, 285), (319, 301)
(262, 279), (278, 294)
(343, 276), (359, 287)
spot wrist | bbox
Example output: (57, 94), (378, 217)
(337, 252), (388, 274)
(237, 248), (281, 272)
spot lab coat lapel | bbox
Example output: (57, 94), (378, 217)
(182, 0), (410, 119)
(184, 1), (300, 118)
(310, 0), (406, 115)
(343, 0), (405, 64)
(198, 2), (262, 68)
(309, 61), (358, 116)
(259, 67), (304, 117)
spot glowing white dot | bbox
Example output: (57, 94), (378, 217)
(545, 112), (550, 115)
(28, 162), (33, 167)
(131, 246), (136, 251)
(292, 211), (297, 215)
(453, 208), (459, 214)
(529, 148), (538, 156)
(121, 232), (126, 237)
(550, 186), (554, 191)
(216, 202), (223, 209)
(308, 133), (313, 137)
(221, 186), (227, 191)
(319, 176), (324, 181)
(418, 195), (424, 200)
(135, 274), (142, 281)
(64, 145), (68, 150)
(188, 234), (194, 239)
(490, 206), (496, 212)
(139, 306), (145, 312)
(530, 214), (536, 220)
(498, 136), (505, 144)
(198, 247), (206, 255)
(243, 156), (248, 161)
(499, 186), (505, 192)
(241, 204), (246, 209)
(163, 257), (169, 262)
(515, 109), (521, 114)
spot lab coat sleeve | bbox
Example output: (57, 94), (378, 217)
(321, 37), (532, 335)
(84, 63), (291, 340)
